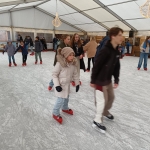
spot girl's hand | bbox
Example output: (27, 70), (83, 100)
(114, 84), (118, 89)
(90, 83), (96, 88)
(79, 55), (83, 59)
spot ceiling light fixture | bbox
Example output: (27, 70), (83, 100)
(52, 0), (62, 27)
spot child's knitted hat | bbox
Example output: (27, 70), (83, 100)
(61, 47), (75, 58)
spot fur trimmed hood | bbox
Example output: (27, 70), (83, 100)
(56, 48), (77, 67)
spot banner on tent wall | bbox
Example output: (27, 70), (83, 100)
(0, 30), (8, 42)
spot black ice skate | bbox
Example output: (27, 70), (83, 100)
(92, 121), (106, 134)
(104, 114), (114, 120)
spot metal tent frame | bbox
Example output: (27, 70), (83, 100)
(0, 0), (149, 33)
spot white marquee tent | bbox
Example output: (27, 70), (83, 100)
(0, 0), (150, 40)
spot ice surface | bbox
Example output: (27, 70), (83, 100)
(0, 51), (150, 150)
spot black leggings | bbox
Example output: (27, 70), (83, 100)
(22, 55), (27, 63)
(127, 46), (129, 54)
(87, 57), (94, 70)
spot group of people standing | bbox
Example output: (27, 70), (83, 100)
(17, 34), (47, 55)
(3, 35), (44, 66)
(50, 27), (123, 134)
(48, 34), (98, 90)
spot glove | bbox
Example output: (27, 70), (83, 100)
(76, 85), (80, 92)
(56, 86), (62, 92)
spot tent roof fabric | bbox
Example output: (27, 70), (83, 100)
(0, 0), (149, 32)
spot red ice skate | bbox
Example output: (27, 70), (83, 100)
(144, 68), (147, 71)
(53, 114), (63, 124)
(40, 61), (42, 64)
(9, 63), (12, 67)
(62, 109), (73, 115)
(13, 62), (17, 66)
(35, 61), (37, 64)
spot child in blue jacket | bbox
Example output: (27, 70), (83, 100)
(15, 41), (29, 66)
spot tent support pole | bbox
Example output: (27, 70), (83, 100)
(9, 11), (14, 41)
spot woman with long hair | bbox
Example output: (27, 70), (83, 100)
(137, 36), (150, 71)
(83, 36), (97, 72)
(70, 33), (85, 86)
(48, 34), (71, 90)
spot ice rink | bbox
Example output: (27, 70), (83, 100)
(0, 51), (150, 150)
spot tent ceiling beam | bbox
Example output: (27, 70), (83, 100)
(0, 10), (10, 14)
(94, 0), (137, 31)
(0, 0), (23, 7)
(35, 7), (86, 33)
(34, 0), (50, 7)
(9, 4), (19, 11)
(60, 0), (109, 30)
(10, 6), (34, 12)
(0, 0), (40, 7)
(106, 0), (138, 7)
(59, 7), (101, 17)
(125, 18), (145, 21)
(0, 5), (33, 14)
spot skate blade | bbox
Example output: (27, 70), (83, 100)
(92, 124), (106, 134)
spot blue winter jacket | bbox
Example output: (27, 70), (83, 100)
(94, 36), (110, 62)
(126, 42), (130, 47)
(15, 42), (29, 55)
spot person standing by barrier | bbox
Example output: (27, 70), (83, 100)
(83, 36), (97, 72)
(137, 36), (150, 71)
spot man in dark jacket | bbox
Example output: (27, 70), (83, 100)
(90, 27), (123, 133)
(94, 35), (110, 62)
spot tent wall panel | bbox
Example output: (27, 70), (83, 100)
(35, 8), (80, 31)
(34, 9), (54, 29)
(12, 27), (54, 40)
(11, 9), (35, 28)
(12, 27), (82, 40)
(0, 13), (10, 26)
